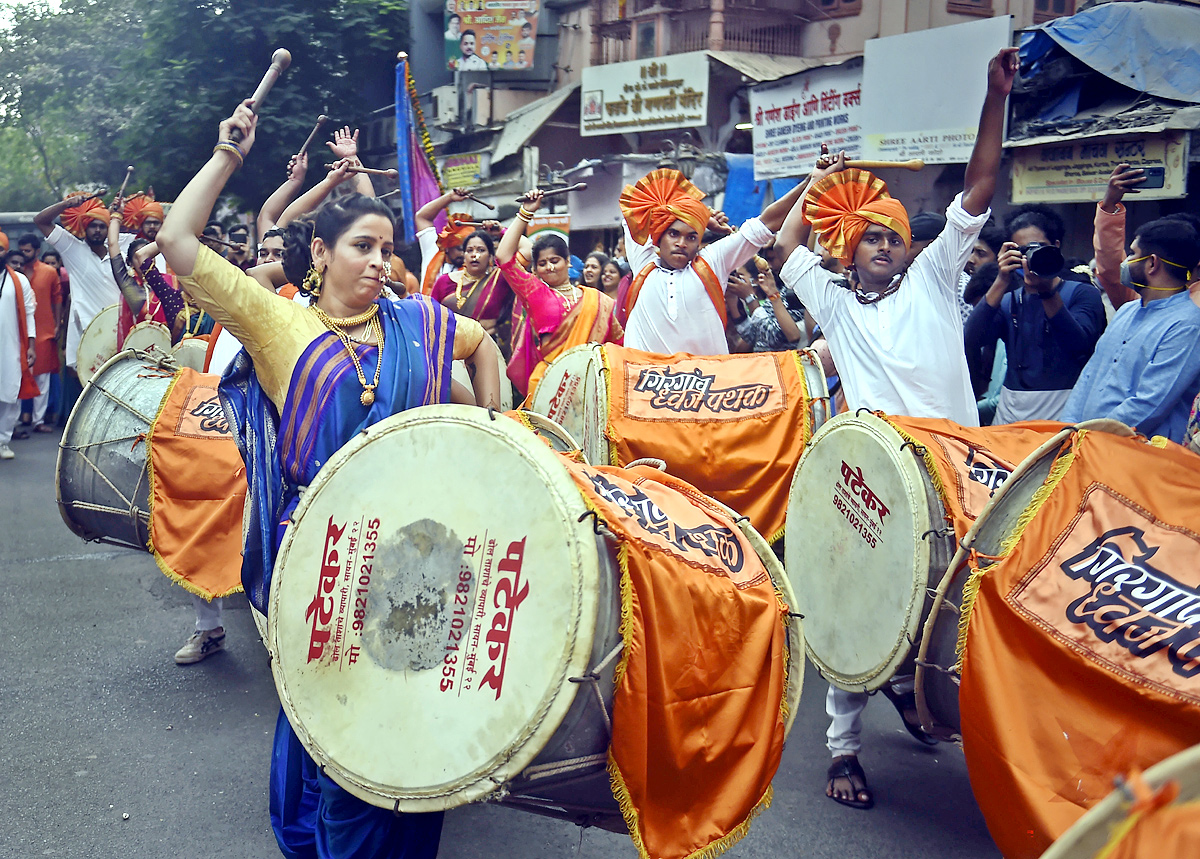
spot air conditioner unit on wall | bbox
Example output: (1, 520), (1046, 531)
(433, 85), (458, 126)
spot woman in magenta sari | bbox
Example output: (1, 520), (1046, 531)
(498, 189), (623, 399)
(428, 228), (514, 358)
(157, 99), (501, 859)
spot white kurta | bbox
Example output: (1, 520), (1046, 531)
(47, 225), (122, 369)
(780, 193), (988, 426)
(0, 268), (36, 403)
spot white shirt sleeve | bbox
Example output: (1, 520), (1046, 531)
(47, 224), (90, 271)
(779, 244), (838, 329)
(417, 227), (439, 285)
(18, 271), (36, 333)
(908, 193), (990, 301)
(698, 217), (775, 286)
(622, 218), (656, 276)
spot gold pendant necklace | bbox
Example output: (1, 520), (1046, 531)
(310, 303), (385, 405)
(454, 268), (489, 309)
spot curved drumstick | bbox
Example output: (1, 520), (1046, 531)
(843, 159), (924, 171)
(229, 48), (292, 144)
(297, 115), (328, 156)
(464, 192), (495, 211)
(514, 182), (587, 203)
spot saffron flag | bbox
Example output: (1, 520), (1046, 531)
(957, 429), (1200, 857)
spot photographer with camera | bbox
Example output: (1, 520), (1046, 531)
(964, 204), (1105, 423)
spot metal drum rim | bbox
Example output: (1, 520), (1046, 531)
(268, 403), (600, 812)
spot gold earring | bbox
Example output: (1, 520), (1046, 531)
(303, 265), (324, 297)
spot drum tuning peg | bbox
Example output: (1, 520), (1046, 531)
(487, 406), (497, 421)
(787, 611), (805, 619)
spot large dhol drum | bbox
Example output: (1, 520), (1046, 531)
(268, 405), (802, 827)
(57, 349), (177, 549)
(1038, 743), (1200, 859)
(76, 304), (120, 385)
(914, 420), (1137, 736)
(450, 337), (512, 411)
(122, 320), (172, 355)
(785, 411), (957, 692)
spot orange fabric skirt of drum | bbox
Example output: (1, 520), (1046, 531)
(603, 346), (819, 543)
(147, 368), (246, 600)
(568, 461), (788, 859)
(957, 429), (1200, 858)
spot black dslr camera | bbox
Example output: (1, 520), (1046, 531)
(1017, 242), (1064, 278)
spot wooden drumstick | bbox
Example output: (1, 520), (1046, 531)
(200, 235), (243, 250)
(514, 182), (587, 203)
(115, 166), (134, 202)
(326, 164), (399, 177)
(464, 192), (495, 211)
(843, 159), (925, 171)
(229, 48), (292, 144)
(297, 114), (328, 156)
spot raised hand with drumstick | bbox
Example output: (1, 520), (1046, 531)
(326, 125), (376, 197)
(774, 46), (1021, 812)
(256, 150), (308, 236)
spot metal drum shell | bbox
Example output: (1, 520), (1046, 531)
(56, 349), (178, 550)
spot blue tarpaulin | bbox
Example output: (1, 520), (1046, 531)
(722, 153), (767, 229)
(1021, 2), (1200, 104)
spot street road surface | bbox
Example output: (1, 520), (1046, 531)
(0, 429), (1000, 858)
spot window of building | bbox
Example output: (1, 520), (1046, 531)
(803, 0), (863, 19)
(1033, 0), (1075, 24)
(636, 21), (657, 59)
(947, 0), (993, 16)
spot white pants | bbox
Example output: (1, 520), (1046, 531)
(0, 400), (20, 445)
(32, 373), (51, 425)
(192, 594), (224, 631)
(826, 674), (916, 757)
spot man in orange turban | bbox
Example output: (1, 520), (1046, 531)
(774, 47), (1019, 813)
(618, 167), (806, 356)
(122, 195), (166, 241)
(34, 192), (122, 372)
(414, 188), (479, 294)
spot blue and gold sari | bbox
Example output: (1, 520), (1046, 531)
(220, 295), (456, 859)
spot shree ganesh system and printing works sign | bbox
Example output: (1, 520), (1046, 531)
(580, 52), (709, 137)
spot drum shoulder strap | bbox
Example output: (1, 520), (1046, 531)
(623, 258), (727, 328)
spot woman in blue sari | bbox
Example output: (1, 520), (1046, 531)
(158, 99), (501, 859)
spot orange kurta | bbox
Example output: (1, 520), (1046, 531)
(26, 259), (61, 375)
(958, 429), (1200, 858)
(147, 368), (246, 599)
(604, 346), (821, 542)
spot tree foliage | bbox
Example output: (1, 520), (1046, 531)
(0, 0), (409, 210)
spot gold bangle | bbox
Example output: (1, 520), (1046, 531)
(516, 212), (533, 223)
(213, 141), (244, 168)
(518, 206), (535, 220)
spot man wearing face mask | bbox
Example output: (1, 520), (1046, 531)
(1061, 218), (1200, 442)
(963, 204), (1105, 423)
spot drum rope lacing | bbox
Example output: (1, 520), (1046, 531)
(567, 640), (625, 737)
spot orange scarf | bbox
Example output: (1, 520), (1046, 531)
(622, 255), (726, 329)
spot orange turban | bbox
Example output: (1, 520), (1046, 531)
(436, 213), (476, 251)
(0, 231), (8, 252)
(123, 196), (165, 230)
(803, 169), (910, 266)
(61, 197), (111, 238)
(619, 168), (711, 246)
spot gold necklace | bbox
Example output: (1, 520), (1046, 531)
(550, 282), (578, 310)
(310, 303), (385, 405)
(454, 267), (491, 309)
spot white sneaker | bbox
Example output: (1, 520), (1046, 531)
(0, 444), (14, 460)
(174, 627), (225, 664)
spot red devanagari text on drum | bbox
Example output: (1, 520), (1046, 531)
(306, 516), (346, 662)
(480, 538), (530, 700)
(351, 518), (380, 634)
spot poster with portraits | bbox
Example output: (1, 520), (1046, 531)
(445, 0), (539, 72)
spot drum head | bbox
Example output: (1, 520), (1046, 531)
(513, 411), (581, 454)
(171, 338), (207, 371)
(451, 342), (513, 412)
(77, 304), (120, 385)
(123, 320), (172, 355)
(1038, 743), (1200, 859)
(785, 412), (937, 692)
(270, 404), (601, 811)
(796, 348), (831, 434)
(527, 344), (608, 466)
